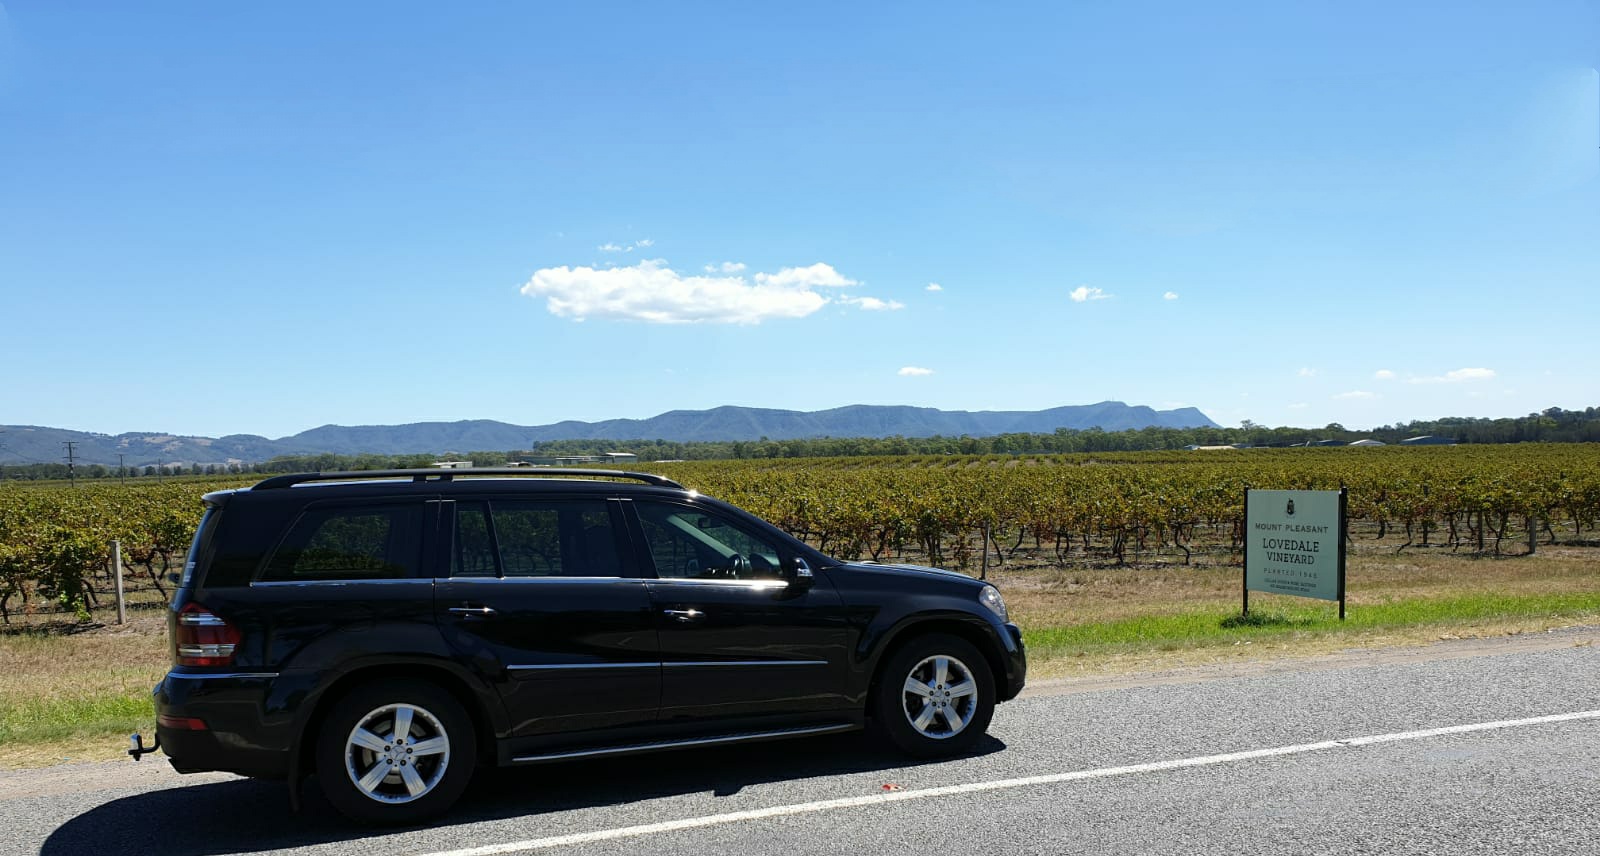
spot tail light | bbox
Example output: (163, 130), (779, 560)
(175, 603), (240, 666)
(157, 714), (209, 731)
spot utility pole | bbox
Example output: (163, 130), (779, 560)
(63, 441), (78, 488)
(118, 453), (126, 485)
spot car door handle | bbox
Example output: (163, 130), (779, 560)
(448, 606), (497, 619)
(662, 608), (704, 623)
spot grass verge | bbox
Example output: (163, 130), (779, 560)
(1023, 590), (1600, 664)
(0, 619), (169, 767)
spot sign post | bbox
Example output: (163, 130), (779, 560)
(1243, 488), (1347, 620)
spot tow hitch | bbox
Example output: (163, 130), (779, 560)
(127, 732), (161, 761)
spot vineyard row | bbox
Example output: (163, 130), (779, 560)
(2, 444), (1597, 620)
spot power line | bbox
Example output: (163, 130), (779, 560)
(0, 443), (54, 465)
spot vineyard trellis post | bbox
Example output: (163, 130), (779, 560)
(113, 539), (127, 625)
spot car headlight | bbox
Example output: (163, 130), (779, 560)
(978, 585), (1009, 622)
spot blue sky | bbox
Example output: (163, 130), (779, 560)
(1, 1), (1596, 439)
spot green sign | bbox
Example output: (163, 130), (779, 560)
(1245, 489), (1345, 605)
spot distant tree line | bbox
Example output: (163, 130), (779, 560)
(512, 406), (1600, 460)
(2, 407), (1595, 480)
(0, 462), (253, 482)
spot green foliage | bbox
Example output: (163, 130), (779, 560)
(36, 527), (103, 619)
(1, 443), (1598, 619)
(0, 480), (217, 621)
(0, 688), (157, 746)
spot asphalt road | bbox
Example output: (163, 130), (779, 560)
(3, 633), (1597, 856)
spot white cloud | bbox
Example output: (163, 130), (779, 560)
(1374, 369), (1396, 380)
(1408, 367), (1497, 384)
(521, 258), (855, 325)
(1163, 291), (1179, 301)
(755, 262), (857, 289)
(598, 242), (624, 253)
(1297, 367), (1317, 378)
(704, 261), (747, 274)
(600, 239), (653, 253)
(1069, 286), (1110, 303)
(1334, 390), (1377, 400)
(839, 296), (906, 311)
(1287, 402), (1309, 410)
(926, 283), (943, 292)
(898, 366), (934, 376)
(635, 238), (654, 248)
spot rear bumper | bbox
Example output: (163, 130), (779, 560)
(154, 671), (294, 779)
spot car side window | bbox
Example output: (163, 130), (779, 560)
(453, 501), (498, 577)
(634, 501), (784, 580)
(492, 503), (565, 576)
(260, 503), (422, 581)
(452, 499), (624, 578)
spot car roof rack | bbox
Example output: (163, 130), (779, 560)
(250, 468), (686, 491)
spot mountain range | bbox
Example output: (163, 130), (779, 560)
(0, 401), (1219, 466)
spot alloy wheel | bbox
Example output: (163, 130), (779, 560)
(900, 654), (980, 739)
(343, 703), (452, 804)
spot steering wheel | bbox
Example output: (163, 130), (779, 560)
(728, 553), (752, 579)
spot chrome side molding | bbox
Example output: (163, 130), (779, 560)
(510, 723), (858, 764)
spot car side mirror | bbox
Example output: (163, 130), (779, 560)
(785, 557), (815, 588)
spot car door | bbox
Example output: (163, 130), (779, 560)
(433, 496), (660, 738)
(628, 499), (852, 723)
(244, 495), (440, 671)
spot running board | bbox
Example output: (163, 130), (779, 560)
(510, 723), (859, 764)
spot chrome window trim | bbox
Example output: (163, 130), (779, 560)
(506, 662), (658, 672)
(249, 578), (435, 588)
(448, 575), (637, 584)
(259, 575), (646, 585)
(662, 660), (828, 668)
(166, 671), (281, 680)
(645, 578), (790, 589)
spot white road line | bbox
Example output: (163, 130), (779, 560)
(419, 709), (1600, 856)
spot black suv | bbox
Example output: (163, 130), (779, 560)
(148, 469), (1026, 824)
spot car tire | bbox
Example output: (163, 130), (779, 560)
(871, 633), (995, 758)
(315, 679), (477, 825)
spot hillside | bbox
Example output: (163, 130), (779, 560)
(0, 401), (1218, 466)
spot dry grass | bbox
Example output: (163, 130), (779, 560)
(0, 616), (169, 767)
(997, 543), (1600, 626)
